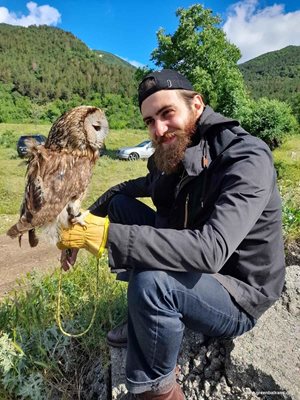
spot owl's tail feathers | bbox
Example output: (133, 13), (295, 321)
(7, 223), (39, 247)
(28, 229), (39, 247)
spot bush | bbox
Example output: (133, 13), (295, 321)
(241, 98), (298, 149)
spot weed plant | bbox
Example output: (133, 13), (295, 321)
(273, 135), (300, 240)
(0, 253), (127, 398)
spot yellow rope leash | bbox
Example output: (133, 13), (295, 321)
(56, 218), (109, 338)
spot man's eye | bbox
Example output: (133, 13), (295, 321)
(163, 109), (174, 117)
(145, 119), (152, 126)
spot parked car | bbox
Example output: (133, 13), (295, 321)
(17, 134), (47, 158)
(116, 140), (154, 160)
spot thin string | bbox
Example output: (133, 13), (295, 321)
(56, 256), (100, 338)
(56, 217), (109, 337)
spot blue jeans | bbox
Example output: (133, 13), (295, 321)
(108, 195), (257, 394)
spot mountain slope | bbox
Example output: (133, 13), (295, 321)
(0, 23), (136, 103)
(239, 46), (300, 102)
(93, 50), (134, 69)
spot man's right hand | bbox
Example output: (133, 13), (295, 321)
(60, 248), (79, 271)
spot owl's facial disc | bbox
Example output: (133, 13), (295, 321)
(94, 119), (109, 147)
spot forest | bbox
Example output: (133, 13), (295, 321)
(0, 24), (144, 129)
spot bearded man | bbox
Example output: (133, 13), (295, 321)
(59, 70), (285, 399)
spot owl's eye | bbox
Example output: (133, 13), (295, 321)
(93, 125), (101, 131)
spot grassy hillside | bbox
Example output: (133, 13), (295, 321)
(239, 46), (300, 102)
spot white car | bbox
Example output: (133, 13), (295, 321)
(117, 140), (155, 160)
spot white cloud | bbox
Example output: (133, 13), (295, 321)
(0, 2), (61, 27)
(223, 0), (300, 63)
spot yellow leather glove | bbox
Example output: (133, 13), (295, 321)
(57, 212), (109, 258)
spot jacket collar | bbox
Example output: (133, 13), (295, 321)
(182, 106), (240, 176)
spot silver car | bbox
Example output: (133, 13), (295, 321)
(117, 140), (155, 160)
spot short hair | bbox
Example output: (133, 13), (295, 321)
(177, 90), (202, 109)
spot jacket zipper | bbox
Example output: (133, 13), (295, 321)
(184, 193), (190, 228)
(200, 139), (209, 208)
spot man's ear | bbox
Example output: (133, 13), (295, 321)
(193, 94), (205, 118)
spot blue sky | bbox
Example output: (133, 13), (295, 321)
(1, 0), (300, 65)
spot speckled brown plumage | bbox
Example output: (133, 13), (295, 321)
(7, 106), (109, 247)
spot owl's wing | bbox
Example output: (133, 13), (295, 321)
(24, 150), (93, 228)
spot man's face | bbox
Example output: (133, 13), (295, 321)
(141, 90), (204, 174)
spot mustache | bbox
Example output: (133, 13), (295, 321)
(152, 129), (188, 146)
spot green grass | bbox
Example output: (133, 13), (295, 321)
(273, 135), (300, 240)
(0, 125), (299, 399)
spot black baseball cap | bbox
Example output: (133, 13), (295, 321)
(138, 69), (194, 108)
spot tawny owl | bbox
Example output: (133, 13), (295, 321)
(7, 105), (109, 247)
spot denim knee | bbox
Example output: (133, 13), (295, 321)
(128, 270), (171, 314)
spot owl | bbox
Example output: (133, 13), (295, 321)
(7, 105), (109, 247)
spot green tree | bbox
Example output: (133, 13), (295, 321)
(100, 93), (144, 129)
(151, 4), (249, 118)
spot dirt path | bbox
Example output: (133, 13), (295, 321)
(0, 233), (60, 298)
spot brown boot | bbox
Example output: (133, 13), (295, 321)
(134, 382), (185, 400)
(107, 320), (128, 348)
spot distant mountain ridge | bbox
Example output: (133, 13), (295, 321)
(238, 46), (300, 103)
(93, 50), (135, 69)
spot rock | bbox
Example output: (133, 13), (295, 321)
(79, 356), (109, 400)
(110, 347), (128, 399)
(226, 266), (300, 400)
(281, 265), (300, 317)
(177, 331), (260, 399)
(285, 240), (300, 266)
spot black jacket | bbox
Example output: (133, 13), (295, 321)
(90, 106), (286, 319)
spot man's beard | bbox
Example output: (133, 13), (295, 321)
(153, 117), (196, 175)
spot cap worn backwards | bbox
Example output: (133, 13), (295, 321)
(138, 69), (194, 108)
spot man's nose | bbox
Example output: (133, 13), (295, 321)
(154, 120), (168, 137)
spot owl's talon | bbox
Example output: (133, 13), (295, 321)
(70, 210), (89, 226)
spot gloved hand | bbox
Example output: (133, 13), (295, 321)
(57, 211), (109, 258)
